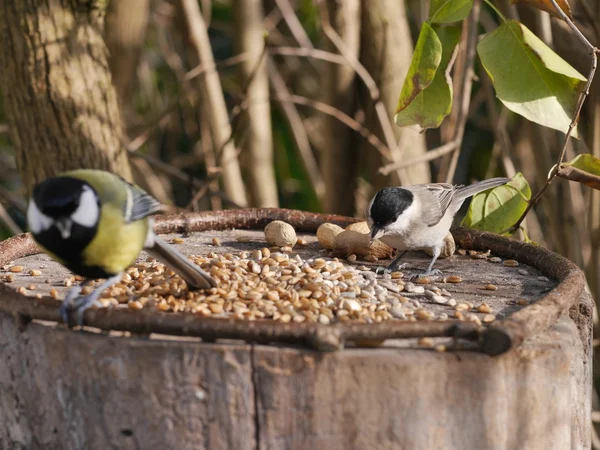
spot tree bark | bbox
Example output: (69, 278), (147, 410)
(320, 0), (361, 215)
(359, 0), (430, 191)
(0, 0), (132, 195)
(105, 0), (151, 124)
(233, 0), (279, 207)
(0, 308), (591, 449)
(179, 0), (248, 207)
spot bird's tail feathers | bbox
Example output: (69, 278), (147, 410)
(145, 235), (217, 290)
(456, 177), (510, 200)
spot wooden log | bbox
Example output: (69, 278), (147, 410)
(0, 304), (591, 449)
(0, 209), (592, 449)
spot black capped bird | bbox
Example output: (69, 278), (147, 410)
(27, 169), (216, 324)
(367, 177), (510, 278)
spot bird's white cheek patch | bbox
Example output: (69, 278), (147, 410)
(27, 201), (53, 234)
(71, 186), (99, 228)
(386, 198), (419, 234)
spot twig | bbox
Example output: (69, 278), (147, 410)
(482, 71), (516, 177)
(128, 151), (242, 209)
(274, 0), (314, 49)
(593, 423), (600, 450)
(379, 141), (458, 175)
(269, 46), (347, 65)
(180, 0), (247, 206)
(580, 0), (600, 43)
(0, 185), (26, 213)
(443, 0), (481, 183)
(268, 61), (326, 202)
(0, 202), (22, 235)
(184, 53), (251, 82)
(200, 0), (212, 27)
(274, 93), (392, 160)
(317, 0), (401, 173)
(507, 0), (599, 233)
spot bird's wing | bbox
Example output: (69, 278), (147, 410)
(121, 178), (164, 222)
(408, 183), (461, 227)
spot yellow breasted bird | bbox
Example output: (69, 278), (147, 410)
(26, 169), (216, 324)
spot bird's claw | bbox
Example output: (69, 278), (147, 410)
(375, 263), (410, 275)
(59, 302), (70, 325)
(409, 269), (443, 281)
(60, 295), (102, 327)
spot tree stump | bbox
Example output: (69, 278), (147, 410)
(0, 209), (592, 450)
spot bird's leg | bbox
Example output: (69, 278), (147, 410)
(59, 279), (93, 324)
(64, 274), (123, 326)
(410, 247), (443, 280)
(375, 251), (408, 275)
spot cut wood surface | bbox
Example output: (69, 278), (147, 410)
(0, 209), (592, 449)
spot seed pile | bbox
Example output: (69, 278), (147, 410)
(3, 246), (509, 326)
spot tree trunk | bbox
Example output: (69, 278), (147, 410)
(105, 0), (151, 124)
(0, 0), (132, 195)
(359, 0), (430, 192)
(233, 0), (279, 207)
(320, 0), (361, 215)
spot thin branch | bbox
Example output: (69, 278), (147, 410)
(268, 60), (326, 202)
(128, 151), (242, 209)
(180, 0), (247, 206)
(0, 202), (22, 235)
(549, 0), (595, 51)
(269, 46), (347, 65)
(508, 0), (599, 232)
(274, 93), (392, 160)
(0, 185), (26, 213)
(580, 0), (600, 43)
(593, 423), (600, 450)
(379, 141), (458, 175)
(443, 0), (481, 183)
(184, 52), (251, 82)
(274, 0), (314, 49)
(317, 0), (401, 173)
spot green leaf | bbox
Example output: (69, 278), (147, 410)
(430, 0), (474, 23)
(461, 173), (531, 235)
(558, 154), (600, 190)
(477, 20), (586, 137)
(394, 23), (461, 131)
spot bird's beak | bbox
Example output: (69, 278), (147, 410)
(370, 225), (384, 242)
(54, 218), (72, 239)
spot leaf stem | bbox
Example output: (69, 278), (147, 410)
(483, 0), (506, 23)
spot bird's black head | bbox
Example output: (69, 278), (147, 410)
(28, 176), (101, 275)
(32, 176), (87, 219)
(368, 187), (414, 237)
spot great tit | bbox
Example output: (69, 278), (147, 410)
(367, 177), (509, 278)
(26, 169), (217, 324)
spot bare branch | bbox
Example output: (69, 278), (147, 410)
(269, 46), (347, 65)
(233, 0), (278, 207)
(317, 0), (402, 179)
(274, 93), (391, 160)
(128, 151), (242, 209)
(268, 61), (326, 202)
(274, 0), (314, 49)
(443, 0), (481, 183)
(180, 0), (248, 206)
(0, 201), (22, 235)
(379, 141), (458, 175)
(508, 0), (599, 232)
